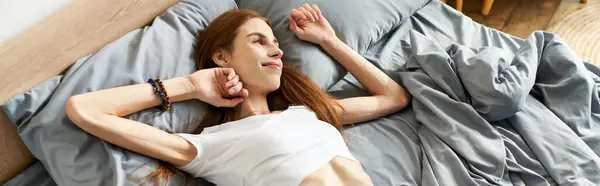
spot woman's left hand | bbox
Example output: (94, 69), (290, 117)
(187, 68), (249, 108)
(289, 4), (337, 46)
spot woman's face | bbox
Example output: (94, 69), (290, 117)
(215, 18), (283, 95)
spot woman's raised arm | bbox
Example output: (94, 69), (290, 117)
(66, 68), (248, 166)
(289, 4), (410, 125)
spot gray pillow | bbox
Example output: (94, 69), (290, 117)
(1, 0), (236, 185)
(236, 0), (430, 89)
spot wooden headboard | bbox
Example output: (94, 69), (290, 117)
(0, 0), (178, 183)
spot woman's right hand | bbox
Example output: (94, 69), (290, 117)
(289, 4), (336, 46)
(187, 68), (249, 107)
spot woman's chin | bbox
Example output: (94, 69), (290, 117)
(265, 83), (281, 93)
(251, 82), (280, 95)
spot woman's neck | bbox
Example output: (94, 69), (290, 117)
(233, 93), (272, 120)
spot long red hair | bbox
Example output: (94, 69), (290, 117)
(144, 9), (344, 185)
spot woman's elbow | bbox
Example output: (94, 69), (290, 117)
(65, 96), (92, 127)
(391, 89), (411, 111)
(399, 95), (410, 110)
(384, 83), (410, 108)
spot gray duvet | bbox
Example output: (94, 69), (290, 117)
(3, 0), (600, 185)
(400, 30), (600, 185)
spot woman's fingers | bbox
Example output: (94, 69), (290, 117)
(290, 9), (307, 21)
(235, 88), (249, 98)
(217, 97), (244, 107)
(229, 81), (244, 95)
(311, 4), (322, 18)
(298, 6), (314, 22)
(226, 75), (239, 88)
(241, 88), (249, 97)
(228, 81), (248, 99)
(303, 4), (318, 21)
(220, 68), (235, 81)
(289, 16), (299, 32)
(207, 68), (246, 107)
(290, 5), (320, 25)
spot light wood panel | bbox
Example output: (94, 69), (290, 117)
(0, 110), (35, 184)
(460, 0), (564, 39)
(463, 0), (521, 30)
(501, 0), (562, 38)
(0, 0), (178, 183)
(0, 0), (178, 103)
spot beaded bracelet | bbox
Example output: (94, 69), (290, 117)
(154, 78), (172, 111)
(147, 79), (165, 111)
(147, 78), (171, 111)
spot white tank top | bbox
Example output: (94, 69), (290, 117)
(175, 105), (358, 186)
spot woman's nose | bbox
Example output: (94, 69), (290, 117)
(268, 47), (283, 59)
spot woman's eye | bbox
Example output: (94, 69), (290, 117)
(253, 40), (262, 44)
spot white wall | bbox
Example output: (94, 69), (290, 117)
(0, 0), (72, 46)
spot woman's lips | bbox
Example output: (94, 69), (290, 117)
(264, 64), (281, 70)
(262, 62), (282, 70)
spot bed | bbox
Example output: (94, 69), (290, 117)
(1, 0), (599, 185)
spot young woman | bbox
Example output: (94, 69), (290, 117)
(66, 4), (410, 186)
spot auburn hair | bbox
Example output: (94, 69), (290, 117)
(143, 9), (344, 185)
